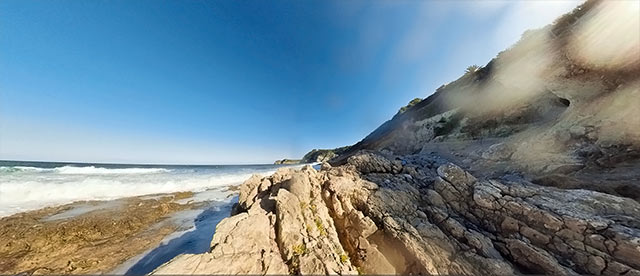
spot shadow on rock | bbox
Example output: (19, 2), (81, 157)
(124, 201), (235, 276)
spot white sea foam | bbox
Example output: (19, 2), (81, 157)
(14, 166), (52, 172)
(0, 166), (53, 173)
(0, 164), (286, 217)
(0, 165), (170, 174)
(55, 166), (171, 175)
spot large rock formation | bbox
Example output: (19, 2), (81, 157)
(154, 153), (640, 275)
(153, 166), (358, 275)
(154, 0), (640, 274)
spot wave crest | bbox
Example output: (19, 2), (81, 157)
(56, 166), (170, 175)
(0, 166), (171, 175)
(0, 167), (281, 217)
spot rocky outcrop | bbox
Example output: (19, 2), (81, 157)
(274, 159), (302, 165)
(153, 166), (358, 275)
(154, 152), (640, 275)
(302, 147), (351, 163)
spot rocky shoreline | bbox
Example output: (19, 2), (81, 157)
(0, 189), (236, 275)
(154, 153), (640, 275)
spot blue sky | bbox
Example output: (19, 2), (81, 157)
(0, 0), (580, 164)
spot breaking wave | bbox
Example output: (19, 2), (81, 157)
(0, 165), (170, 174)
(0, 163), (294, 217)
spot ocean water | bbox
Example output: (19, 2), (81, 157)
(0, 160), (295, 217)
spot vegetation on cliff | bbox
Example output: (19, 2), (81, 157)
(394, 97), (422, 117)
(274, 159), (302, 165)
(301, 146), (351, 163)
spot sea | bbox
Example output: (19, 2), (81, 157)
(0, 160), (297, 218)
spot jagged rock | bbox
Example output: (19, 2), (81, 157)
(346, 151), (402, 174)
(481, 142), (513, 161)
(154, 152), (640, 275)
(153, 166), (357, 275)
(237, 174), (262, 210)
(320, 162), (332, 171)
(282, 172), (312, 203)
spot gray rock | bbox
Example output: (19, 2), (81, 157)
(481, 143), (513, 161)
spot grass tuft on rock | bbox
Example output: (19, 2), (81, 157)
(340, 253), (349, 263)
(292, 243), (308, 256)
(314, 217), (326, 236)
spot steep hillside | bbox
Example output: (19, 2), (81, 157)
(332, 0), (640, 200)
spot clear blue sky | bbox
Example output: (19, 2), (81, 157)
(0, 0), (580, 164)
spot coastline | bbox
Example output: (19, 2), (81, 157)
(0, 162), (307, 275)
(0, 187), (237, 275)
(154, 156), (640, 275)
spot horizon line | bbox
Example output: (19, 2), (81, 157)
(0, 158), (305, 167)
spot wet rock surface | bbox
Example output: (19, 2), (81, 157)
(0, 192), (198, 275)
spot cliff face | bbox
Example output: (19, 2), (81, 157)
(155, 0), (640, 274)
(331, 0), (640, 201)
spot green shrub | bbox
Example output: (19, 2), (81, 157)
(397, 97), (422, 115)
(465, 65), (480, 74)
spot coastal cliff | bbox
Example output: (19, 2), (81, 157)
(156, 0), (640, 275)
(274, 159), (302, 165)
(275, 147), (352, 165)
